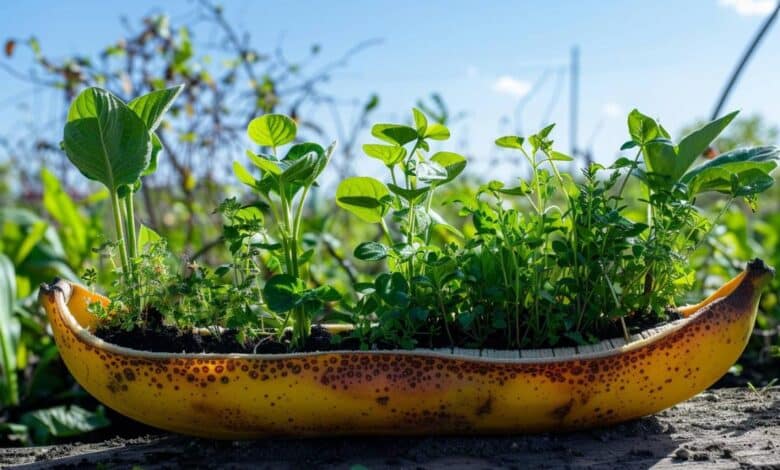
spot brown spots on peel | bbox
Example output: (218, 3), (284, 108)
(376, 396), (390, 406)
(476, 396), (492, 416)
(551, 399), (574, 421)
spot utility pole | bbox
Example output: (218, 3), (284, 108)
(569, 46), (580, 163)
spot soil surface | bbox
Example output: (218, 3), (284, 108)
(95, 309), (679, 354)
(2, 387), (779, 469)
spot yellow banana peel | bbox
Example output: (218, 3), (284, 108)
(39, 260), (773, 438)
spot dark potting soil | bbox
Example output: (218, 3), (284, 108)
(93, 306), (682, 355)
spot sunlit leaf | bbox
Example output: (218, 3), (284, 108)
(336, 176), (390, 223)
(247, 114), (297, 148)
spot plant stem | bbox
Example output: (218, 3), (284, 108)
(124, 195), (138, 260)
(110, 193), (130, 280)
(123, 194), (141, 313)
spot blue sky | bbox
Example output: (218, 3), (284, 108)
(1, 0), (778, 179)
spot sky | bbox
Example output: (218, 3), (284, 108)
(0, 0), (778, 180)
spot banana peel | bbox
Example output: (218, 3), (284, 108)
(39, 259), (773, 438)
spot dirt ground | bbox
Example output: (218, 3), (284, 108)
(2, 387), (779, 469)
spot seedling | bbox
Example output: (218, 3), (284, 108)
(233, 114), (339, 348)
(62, 85), (183, 322)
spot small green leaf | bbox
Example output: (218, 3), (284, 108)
(424, 123), (450, 140)
(247, 114), (297, 148)
(495, 135), (524, 149)
(354, 241), (388, 261)
(388, 183), (430, 203)
(430, 151), (467, 183)
(412, 108), (428, 135)
(371, 124), (418, 145)
(128, 84), (184, 132)
(336, 176), (390, 223)
(138, 224), (161, 250)
(363, 144), (406, 166)
(627, 109), (660, 146)
(549, 151), (573, 162)
(232, 161), (256, 187)
(280, 152), (318, 184)
(285, 142), (324, 161)
(263, 274), (305, 312)
(246, 150), (282, 176)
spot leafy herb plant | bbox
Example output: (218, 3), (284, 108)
(338, 109), (778, 349)
(62, 85), (183, 326)
(232, 114), (340, 348)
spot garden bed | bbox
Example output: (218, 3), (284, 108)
(2, 387), (779, 469)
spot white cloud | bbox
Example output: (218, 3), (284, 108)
(602, 102), (622, 118)
(719, 0), (776, 16)
(492, 76), (531, 98)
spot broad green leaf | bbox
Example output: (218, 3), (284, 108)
(639, 110), (740, 187)
(127, 84), (184, 132)
(280, 152), (317, 184)
(41, 168), (86, 253)
(13, 221), (47, 266)
(246, 150), (282, 176)
(302, 140), (334, 185)
(20, 405), (109, 444)
(232, 161), (256, 187)
(495, 135), (524, 149)
(643, 138), (678, 186)
(63, 87), (151, 193)
(627, 109), (660, 145)
(247, 114), (297, 148)
(424, 123), (450, 140)
(363, 144), (406, 166)
(354, 241), (388, 261)
(388, 184), (430, 203)
(336, 176), (390, 223)
(138, 224), (161, 250)
(681, 146), (779, 196)
(682, 146), (779, 183)
(371, 124), (418, 145)
(263, 274), (305, 312)
(430, 151), (467, 183)
(675, 110), (739, 179)
(0, 253), (18, 406)
(412, 108), (427, 135)
(308, 285), (341, 302)
(285, 142), (324, 161)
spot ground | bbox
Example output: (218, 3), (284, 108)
(2, 387), (779, 469)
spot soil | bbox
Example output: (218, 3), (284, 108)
(2, 387), (779, 469)
(94, 306), (680, 354)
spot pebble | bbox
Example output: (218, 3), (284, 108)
(674, 448), (691, 460)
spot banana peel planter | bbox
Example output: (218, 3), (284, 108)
(40, 260), (773, 439)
